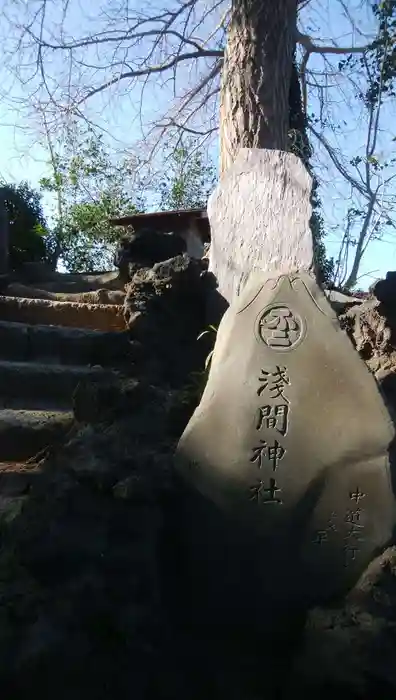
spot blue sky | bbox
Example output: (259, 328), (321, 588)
(0, 0), (394, 288)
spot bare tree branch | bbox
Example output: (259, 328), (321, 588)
(296, 30), (372, 56)
(76, 49), (222, 104)
(1, 0), (395, 291)
(308, 122), (368, 197)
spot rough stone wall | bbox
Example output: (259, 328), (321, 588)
(123, 254), (209, 385)
(0, 252), (209, 698)
(2, 259), (396, 699)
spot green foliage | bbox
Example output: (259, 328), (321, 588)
(367, 0), (396, 104)
(159, 139), (216, 211)
(0, 182), (50, 269)
(337, 3), (396, 107)
(310, 180), (335, 285)
(181, 324), (218, 405)
(197, 324), (218, 371)
(333, 3), (396, 289)
(288, 60), (334, 285)
(40, 126), (144, 272)
(39, 127), (217, 273)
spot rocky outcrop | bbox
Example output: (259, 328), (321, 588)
(0, 378), (178, 699)
(0, 409), (74, 462)
(3, 260), (396, 699)
(339, 274), (396, 416)
(289, 546), (396, 699)
(0, 253), (207, 699)
(123, 254), (208, 384)
(114, 229), (187, 282)
(340, 298), (394, 378)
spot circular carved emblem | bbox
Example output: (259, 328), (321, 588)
(257, 304), (305, 351)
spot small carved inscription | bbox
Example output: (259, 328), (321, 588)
(250, 367), (292, 505)
(250, 478), (282, 505)
(250, 439), (285, 471)
(345, 507), (362, 525)
(327, 511), (337, 534)
(344, 491), (366, 566)
(258, 305), (303, 350)
(344, 545), (359, 563)
(256, 405), (289, 435)
(313, 530), (328, 545)
(349, 488), (366, 504)
(345, 523), (364, 541)
(257, 367), (290, 403)
(313, 511), (338, 545)
(312, 494), (367, 566)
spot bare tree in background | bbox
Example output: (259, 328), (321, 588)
(318, 65), (396, 291)
(303, 1), (396, 289)
(0, 0), (374, 171)
(1, 0), (394, 286)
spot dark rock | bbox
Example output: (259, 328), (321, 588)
(112, 474), (153, 502)
(324, 288), (363, 314)
(0, 274), (10, 293)
(371, 271), (396, 305)
(339, 295), (396, 416)
(0, 381), (175, 699)
(123, 254), (207, 385)
(73, 376), (146, 423)
(114, 229), (187, 282)
(290, 546), (396, 699)
(17, 262), (58, 284)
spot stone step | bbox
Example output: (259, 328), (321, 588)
(0, 295), (125, 331)
(4, 282), (125, 306)
(0, 361), (119, 408)
(0, 320), (133, 366)
(0, 397), (71, 412)
(0, 409), (74, 462)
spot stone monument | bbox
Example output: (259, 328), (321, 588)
(175, 148), (396, 630)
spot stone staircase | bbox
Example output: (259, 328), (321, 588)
(0, 292), (130, 468)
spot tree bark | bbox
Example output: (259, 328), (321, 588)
(343, 196), (376, 291)
(0, 189), (9, 275)
(219, 0), (298, 176)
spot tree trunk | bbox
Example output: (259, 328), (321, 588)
(219, 0), (298, 176)
(0, 189), (9, 275)
(343, 196), (376, 291)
